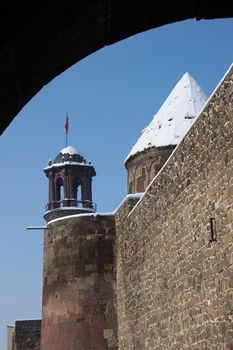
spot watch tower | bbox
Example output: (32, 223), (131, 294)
(44, 145), (96, 222)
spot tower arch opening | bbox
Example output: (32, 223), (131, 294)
(55, 176), (64, 207)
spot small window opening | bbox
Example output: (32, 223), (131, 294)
(209, 217), (217, 243)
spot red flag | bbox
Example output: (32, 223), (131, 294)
(65, 113), (69, 135)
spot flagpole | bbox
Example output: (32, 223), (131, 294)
(65, 112), (69, 147)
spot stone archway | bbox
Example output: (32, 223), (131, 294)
(0, 0), (232, 134)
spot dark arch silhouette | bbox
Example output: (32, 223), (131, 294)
(0, 1), (232, 135)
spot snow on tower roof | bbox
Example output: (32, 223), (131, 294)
(125, 72), (208, 162)
(44, 145), (88, 170)
(60, 145), (83, 157)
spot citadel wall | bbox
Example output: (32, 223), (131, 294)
(115, 66), (233, 349)
(7, 325), (15, 350)
(7, 320), (41, 350)
(41, 214), (117, 350)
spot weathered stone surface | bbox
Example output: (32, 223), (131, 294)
(41, 214), (117, 350)
(125, 146), (175, 193)
(7, 325), (15, 350)
(13, 320), (41, 350)
(115, 67), (233, 349)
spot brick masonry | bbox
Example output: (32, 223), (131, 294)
(41, 214), (117, 350)
(115, 66), (233, 349)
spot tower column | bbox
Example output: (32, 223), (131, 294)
(64, 172), (68, 199)
(70, 173), (75, 200)
(63, 170), (69, 206)
(81, 177), (92, 207)
(54, 178), (60, 205)
(42, 146), (111, 349)
(48, 172), (55, 210)
(41, 214), (117, 350)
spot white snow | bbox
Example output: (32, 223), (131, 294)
(13, 318), (41, 321)
(44, 206), (95, 215)
(114, 192), (144, 213)
(126, 192), (144, 199)
(125, 72), (208, 162)
(47, 212), (115, 225)
(44, 161), (93, 170)
(60, 145), (83, 156)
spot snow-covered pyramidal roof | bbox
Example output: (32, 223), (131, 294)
(126, 72), (208, 162)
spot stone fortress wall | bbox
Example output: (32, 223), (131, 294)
(41, 214), (117, 350)
(115, 66), (233, 349)
(7, 320), (41, 350)
(7, 66), (232, 350)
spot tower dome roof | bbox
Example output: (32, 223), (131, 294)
(125, 72), (208, 163)
(60, 145), (83, 156)
(53, 145), (85, 164)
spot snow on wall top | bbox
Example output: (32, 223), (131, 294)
(44, 161), (93, 171)
(60, 145), (83, 157)
(125, 72), (208, 162)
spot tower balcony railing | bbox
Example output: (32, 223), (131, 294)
(46, 198), (97, 212)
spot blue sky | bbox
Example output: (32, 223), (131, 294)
(0, 18), (232, 348)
